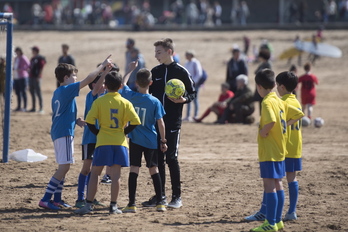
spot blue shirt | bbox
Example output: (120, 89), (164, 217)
(51, 82), (80, 141)
(119, 85), (165, 149)
(82, 91), (98, 145)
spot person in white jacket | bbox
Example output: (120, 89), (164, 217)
(184, 50), (203, 122)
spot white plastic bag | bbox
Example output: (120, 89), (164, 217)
(9, 149), (47, 162)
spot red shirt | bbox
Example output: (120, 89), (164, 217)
(218, 90), (234, 102)
(298, 73), (318, 105)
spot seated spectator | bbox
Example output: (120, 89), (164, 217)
(194, 82), (234, 123)
(218, 74), (255, 124)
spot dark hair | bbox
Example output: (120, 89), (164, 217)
(127, 38), (135, 45)
(15, 47), (23, 55)
(105, 71), (122, 91)
(96, 62), (120, 72)
(289, 64), (297, 72)
(136, 68), (152, 88)
(258, 49), (271, 60)
(154, 38), (174, 52)
(62, 44), (69, 49)
(55, 63), (78, 83)
(304, 62), (311, 72)
(88, 75), (101, 90)
(276, 71), (298, 92)
(255, 69), (275, 90)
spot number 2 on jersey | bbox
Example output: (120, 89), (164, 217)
(110, 109), (119, 128)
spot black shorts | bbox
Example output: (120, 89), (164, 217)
(129, 140), (158, 168)
(81, 143), (96, 160)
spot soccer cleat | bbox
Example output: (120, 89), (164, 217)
(74, 204), (93, 215)
(75, 200), (86, 208)
(122, 205), (137, 213)
(250, 220), (278, 232)
(244, 211), (266, 221)
(142, 195), (167, 207)
(53, 200), (72, 208)
(39, 200), (60, 210)
(156, 204), (166, 212)
(101, 174), (112, 184)
(109, 204), (122, 214)
(283, 211), (297, 221)
(167, 196), (182, 209)
(276, 221), (284, 231)
(93, 199), (105, 207)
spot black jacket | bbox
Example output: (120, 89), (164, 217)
(150, 62), (196, 130)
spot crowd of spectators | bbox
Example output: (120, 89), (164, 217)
(2, 0), (348, 30)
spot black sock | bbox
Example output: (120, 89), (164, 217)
(151, 173), (163, 204)
(129, 172), (138, 205)
(110, 201), (117, 205)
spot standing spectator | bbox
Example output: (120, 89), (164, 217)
(171, 0), (184, 25)
(29, 46), (46, 113)
(32, 3), (43, 25)
(212, 1), (222, 25)
(127, 48), (146, 91)
(57, 44), (75, 88)
(198, 0), (208, 25)
(298, 0), (307, 23)
(13, 47), (30, 112)
(239, 1), (250, 25)
(183, 50), (203, 122)
(226, 47), (248, 93)
(289, 1), (298, 23)
(328, 0), (337, 21)
(253, 49), (272, 115)
(243, 36), (251, 56)
(186, 0), (199, 25)
(125, 38), (135, 73)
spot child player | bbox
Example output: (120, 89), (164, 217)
(248, 69), (303, 232)
(38, 55), (113, 210)
(276, 71), (303, 221)
(245, 71), (304, 225)
(74, 71), (141, 215)
(120, 61), (168, 213)
(298, 62), (318, 119)
(142, 38), (196, 208)
(74, 65), (112, 208)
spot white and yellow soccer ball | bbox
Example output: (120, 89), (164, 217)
(165, 79), (185, 99)
(314, 117), (324, 128)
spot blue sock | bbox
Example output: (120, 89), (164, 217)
(266, 192), (278, 226)
(259, 192), (267, 215)
(288, 181), (299, 214)
(53, 178), (65, 203)
(77, 173), (87, 201)
(42, 177), (60, 202)
(276, 190), (285, 223)
(86, 172), (91, 197)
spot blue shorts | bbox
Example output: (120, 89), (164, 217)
(259, 161), (285, 179)
(93, 145), (129, 167)
(285, 158), (302, 172)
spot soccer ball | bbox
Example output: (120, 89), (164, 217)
(314, 117), (324, 128)
(165, 79), (185, 99)
(301, 116), (311, 127)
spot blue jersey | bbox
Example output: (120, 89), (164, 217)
(119, 85), (165, 149)
(82, 91), (98, 145)
(51, 82), (80, 141)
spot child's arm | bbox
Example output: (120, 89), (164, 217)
(76, 117), (86, 128)
(287, 119), (300, 126)
(124, 124), (138, 135)
(122, 60), (139, 86)
(79, 54), (112, 90)
(87, 123), (99, 135)
(91, 64), (112, 96)
(157, 118), (168, 152)
(259, 122), (275, 138)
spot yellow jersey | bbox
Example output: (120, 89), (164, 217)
(258, 92), (304, 162)
(282, 94), (302, 159)
(86, 92), (141, 148)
